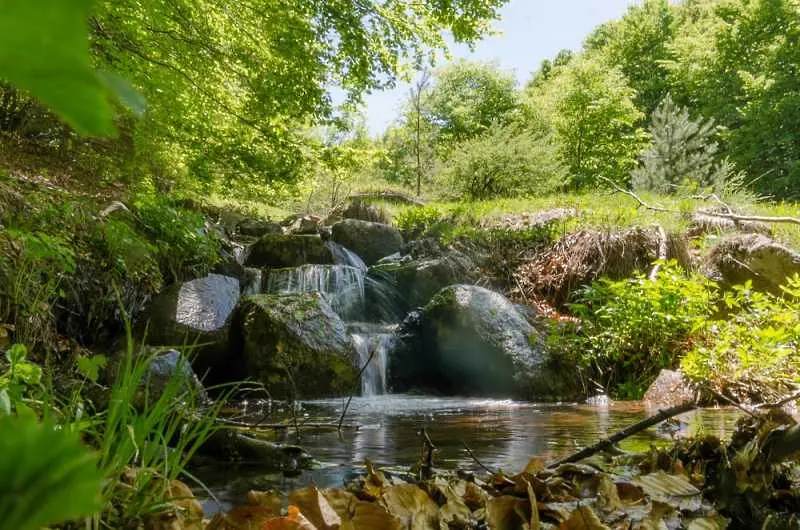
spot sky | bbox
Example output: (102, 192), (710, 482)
(362, 0), (635, 135)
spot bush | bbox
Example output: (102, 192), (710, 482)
(559, 262), (715, 399)
(394, 205), (450, 240)
(441, 123), (567, 200)
(682, 277), (800, 399)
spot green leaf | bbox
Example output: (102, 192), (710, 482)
(76, 354), (107, 383)
(6, 343), (27, 365)
(0, 415), (103, 530)
(0, 390), (10, 415)
(0, 0), (115, 134)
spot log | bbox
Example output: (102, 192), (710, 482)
(547, 401), (697, 468)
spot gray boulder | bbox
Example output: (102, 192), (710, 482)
(389, 285), (578, 400)
(234, 293), (358, 399)
(331, 219), (403, 265)
(704, 234), (800, 294)
(141, 350), (208, 405)
(138, 274), (240, 382)
(644, 369), (696, 406)
(245, 234), (335, 268)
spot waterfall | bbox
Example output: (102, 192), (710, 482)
(266, 264), (366, 320)
(349, 324), (396, 396)
(327, 241), (366, 271)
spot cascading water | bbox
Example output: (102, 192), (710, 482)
(266, 264), (366, 320)
(349, 323), (396, 396)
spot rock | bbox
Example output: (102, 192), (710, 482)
(138, 274), (241, 382)
(389, 285), (578, 400)
(141, 349), (207, 404)
(342, 199), (391, 224)
(703, 234), (800, 294)
(241, 267), (264, 295)
(644, 369), (696, 406)
(237, 218), (283, 238)
(286, 215), (321, 235)
(198, 429), (312, 471)
(245, 234), (335, 268)
(331, 219), (403, 265)
(233, 293), (358, 399)
(368, 251), (475, 315)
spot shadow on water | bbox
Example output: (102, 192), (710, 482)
(192, 395), (744, 514)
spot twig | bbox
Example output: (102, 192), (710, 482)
(337, 347), (377, 432)
(700, 385), (756, 418)
(758, 389), (800, 409)
(419, 427), (436, 480)
(598, 176), (676, 213)
(547, 401), (697, 468)
(461, 439), (498, 475)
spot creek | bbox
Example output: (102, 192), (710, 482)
(194, 396), (743, 514)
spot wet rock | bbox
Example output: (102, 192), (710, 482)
(245, 234), (335, 268)
(199, 429), (312, 470)
(237, 218), (283, 238)
(331, 219), (403, 265)
(644, 369), (696, 406)
(138, 274), (241, 382)
(342, 199), (391, 224)
(703, 234), (800, 294)
(234, 293), (358, 399)
(368, 251), (475, 313)
(241, 267), (264, 295)
(389, 285), (579, 400)
(286, 215), (321, 235)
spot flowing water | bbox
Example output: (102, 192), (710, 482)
(194, 395), (745, 514)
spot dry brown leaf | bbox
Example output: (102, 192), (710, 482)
(451, 480), (489, 512)
(526, 479), (541, 530)
(486, 495), (529, 530)
(558, 505), (610, 530)
(208, 505), (279, 530)
(289, 486), (342, 530)
(633, 472), (702, 512)
(686, 515), (730, 530)
(438, 483), (473, 527)
(595, 476), (622, 514)
(522, 457), (546, 476)
(322, 489), (358, 521)
(381, 484), (440, 530)
(262, 505), (318, 530)
(361, 459), (387, 500)
(345, 500), (402, 530)
(247, 490), (282, 515)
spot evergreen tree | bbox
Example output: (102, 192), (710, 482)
(632, 94), (728, 193)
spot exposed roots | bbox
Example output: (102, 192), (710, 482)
(514, 227), (691, 307)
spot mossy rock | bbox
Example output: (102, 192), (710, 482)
(389, 284), (580, 401)
(245, 234), (335, 268)
(234, 293), (358, 399)
(331, 219), (403, 265)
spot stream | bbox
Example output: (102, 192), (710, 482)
(193, 395), (744, 514)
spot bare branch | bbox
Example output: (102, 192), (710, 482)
(598, 177), (675, 213)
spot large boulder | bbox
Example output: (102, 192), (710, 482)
(703, 234), (800, 294)
(643, 369), (696, 406)
(331, 219), (403, 265)
(233, 293), (358, 399)
(389, 285), (578, 400)
(245, 234), (335, 268)
(137, 274), (240, 382)
(236, 218), (283, 238)
(368, 251), (475, 317)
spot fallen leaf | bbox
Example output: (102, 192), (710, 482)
(633, 472), (702, 512)
(486, 495), (529, 530)
(208, 506), (278, 530)
(686, 515), (730, 530)
(345, 500), (402, 530)
(595, 476), (622, 514)
(289, 486), (342, 530)
(248, 490), (282, 515)
(263, 505), (317, 530)
(381, 484), (439, 530)
(522, 457), (546, 476)
(558, 505), (610, 530)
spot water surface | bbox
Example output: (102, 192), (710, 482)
(193, 395), (743, 513)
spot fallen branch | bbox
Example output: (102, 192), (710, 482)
(697, 210), (800, 227)
(547, 400), (697, 468)
(598, 177), (675, 213)
(758, 389), (800, 409)
(461, 439), (498, 476)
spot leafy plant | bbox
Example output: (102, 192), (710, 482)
(682, 277), (800, 390)
(563, 262), (715, 398)
(0, 344), (42, 415)
(0, 414), (104, 530)
(394, 205), (449, 240)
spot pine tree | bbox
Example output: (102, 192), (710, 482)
(632, 94), (728, 193)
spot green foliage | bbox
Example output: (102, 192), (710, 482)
(525, 55), (646, 188)
(564, 262), (715, 398)
(76, 354), (108, 384)
(133, 196), (220, 281)
(632, 94), (731, 193)
(0, 0), (117, 134)
(441, 123), (567, 200)
(394, 205), (449, 240)
(0, 344), (42, 414)
(0, 414), (104, 530)
(682, 277), (800, 386)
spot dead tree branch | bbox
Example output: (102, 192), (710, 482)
(598, 177), (676, 213)
(548, 401), (697, 468)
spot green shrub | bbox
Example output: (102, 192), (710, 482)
(133, 196), (220, 281)
(563, 262), (715, 399)
(441, 123), (567, 200)
(394, 205), (450, 240)
(682, 278), (800, 390)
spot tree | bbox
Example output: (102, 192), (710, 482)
(526, 56), (646, 188)
(632, 94), (729, 193)
(424, 60), (520, 147)
(410, 69), (433, 196)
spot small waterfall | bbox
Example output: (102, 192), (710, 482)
(266, 264), (366, 320)
(349, 324), (396, 396)
(241, 267), (263, 296)
(327, 241), (366, 271)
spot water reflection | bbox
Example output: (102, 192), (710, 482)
(193, 395), (744, 513)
